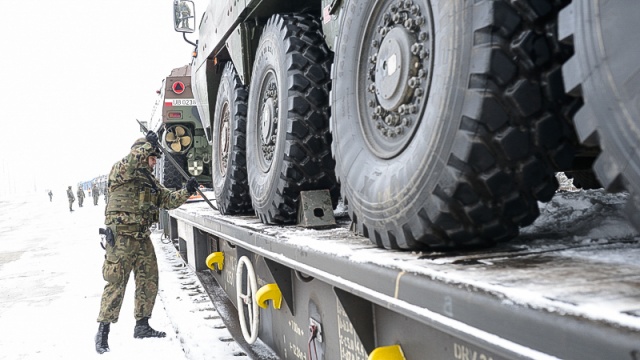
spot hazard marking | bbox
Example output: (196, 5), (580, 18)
(172, 81), (185, 94)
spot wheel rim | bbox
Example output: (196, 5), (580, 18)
(359, 0), (434, 159)
(257, 71), (279, 171)
(218, 101), (231, 178)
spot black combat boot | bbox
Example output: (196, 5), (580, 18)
(95, 322), (110, 354)
(133, 317), (166, 338)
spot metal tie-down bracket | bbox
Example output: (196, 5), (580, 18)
(297, 190), (336, 228)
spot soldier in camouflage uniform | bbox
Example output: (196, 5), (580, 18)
(66, 186), (75, 212)
(176, 1), (191, 28)
(95, 131), (198, 354)
(77, 186), (86, 207)
(92, 183), (100, 205)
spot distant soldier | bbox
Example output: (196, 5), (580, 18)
(77, 186), (86, 207)
(48, 190), (53, 202)
(92, 183), (100, 205)
(104, 187), (108, 204)
(66, 186), (75, 212)
(94, 132), (198, 354)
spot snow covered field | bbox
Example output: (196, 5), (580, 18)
(0, 193), (252, 359)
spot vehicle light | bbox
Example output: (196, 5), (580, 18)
(168, 112), (182, 119)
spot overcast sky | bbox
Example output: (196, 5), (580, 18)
(0, 0), (204, 198)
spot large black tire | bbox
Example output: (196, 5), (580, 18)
(212, 62), (253, 214)
(246, 14), (340, 224)
(154, 155), (165, 183)
(162, 154), (186, 190)
(332, 0), (576, 250)
(560, 1), (640, 230)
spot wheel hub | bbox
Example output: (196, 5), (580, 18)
(219, 103), (230, 177)
(361, 0), (434, 159)
(259, 81), (278, 164)
(375, 26), (414, 111)
(260, 99), (275, 144)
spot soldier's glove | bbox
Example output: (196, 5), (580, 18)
(145, 130), (159, 148)
(186, 177), (199, 195)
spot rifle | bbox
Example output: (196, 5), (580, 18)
(137, 119), (218, 211)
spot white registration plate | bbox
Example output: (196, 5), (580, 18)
(167, 99), (197, 106)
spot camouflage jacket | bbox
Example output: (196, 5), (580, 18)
(77, 188), (85, 199)
(105, 141), (190, 237)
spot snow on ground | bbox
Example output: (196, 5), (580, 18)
(2, 183), (639, 359)
(0, 192), (251, 359)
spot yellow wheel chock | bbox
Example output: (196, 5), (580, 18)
(368, 345), (406, 360)
(256, 283), (282, 309)
(205, 251), (224, 271)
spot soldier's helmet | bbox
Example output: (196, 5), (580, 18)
(131, 137), (162, 158)
(131, 137), (147, 149)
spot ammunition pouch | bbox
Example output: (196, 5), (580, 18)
(106, 181), (159, 221)
(102, 253), (123, 283)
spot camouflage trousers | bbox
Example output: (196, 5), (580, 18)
(97, 232), (159, 323)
